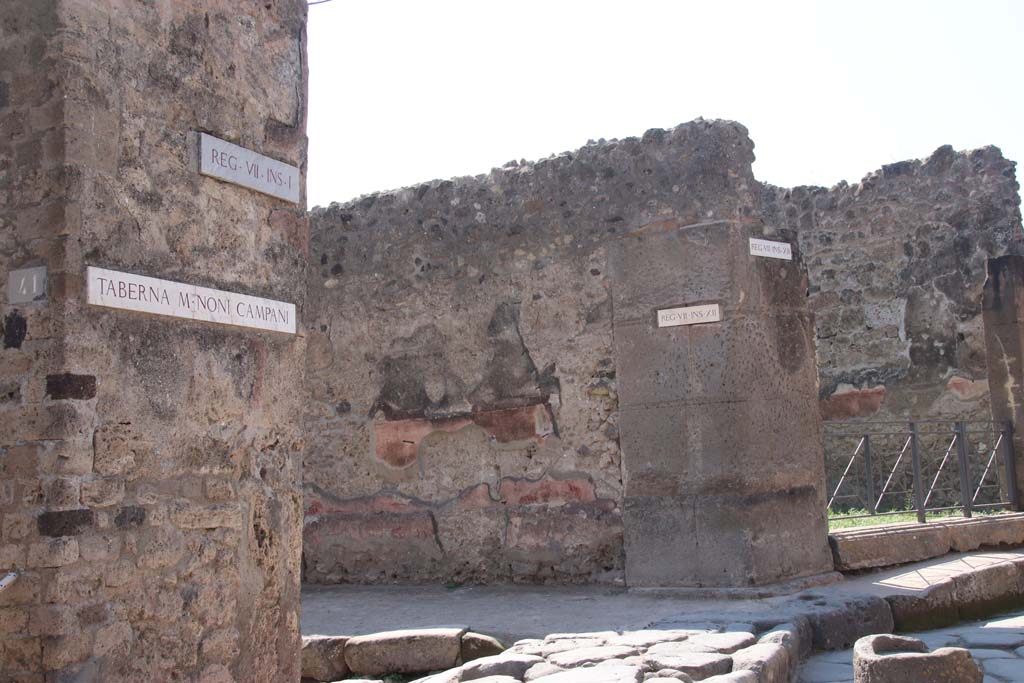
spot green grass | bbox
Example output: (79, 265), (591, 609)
(827, 507), (1010, 530)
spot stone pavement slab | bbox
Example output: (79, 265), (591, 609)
(983, 658), (1024, 681)
(797, 658), (853, 683)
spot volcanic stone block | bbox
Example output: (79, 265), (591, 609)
(884, 578), (959, 632)
(45, 373), (96, 400)
(37, 509), (94, 537)
(618, 404), (688, 497)
(460, 633), (507, 662)
(685, 314), (817, 402)
(344, 628), (466, 676)
(622, 497), (699, 585)
(613, 322), (692, 408)
(950, 557), (1024, 620)
(614, 223), (830, 587)
(461, 654), (544, 681)
(944, 512), (1024, 551)
(828, 524), (952, 571)
(974, 257), (1024, 509)
(852, 634), (981, 683)
(301, 635), (348, 682)
(730, 643), (789, 683)
(806, 595), (895, 651)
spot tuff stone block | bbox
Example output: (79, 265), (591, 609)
(36, 509), (94, 537)
(44, 373), (96, 400)
(80, 479), (124, 508)
(26, 537), (78, 568)
(113, 505), (145, 529)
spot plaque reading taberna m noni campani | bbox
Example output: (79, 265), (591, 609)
(748, 237), (792, 260)
(86, 267), (296, 334)
(657, 303), (721, 328)
(199, 132), (300, 204)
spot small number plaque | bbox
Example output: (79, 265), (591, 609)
(7, 266), (47, 304)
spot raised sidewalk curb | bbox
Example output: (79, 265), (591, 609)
(827, 512), (1024, 571)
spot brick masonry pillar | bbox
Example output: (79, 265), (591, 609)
(1, 1), (308, 681)
(982, 255), (1024, 511)
(612, 221), (834, 587)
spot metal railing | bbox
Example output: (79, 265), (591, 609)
(825, 420), (1020, 522)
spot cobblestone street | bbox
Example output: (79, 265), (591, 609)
(799, 609), (1024, 683)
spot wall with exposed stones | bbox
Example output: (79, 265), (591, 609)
(1, 1), (308, 681)
(305, 119), (835, 586)
(767, 148), (1022, 424)
(764, 148), (1022, 512)
(306, 122), (1021, 585)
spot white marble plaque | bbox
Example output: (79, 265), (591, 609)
(657, 303), (721, 328)
(199, 132), (300, 203)
(7, 266), (47, 304)
(749, 237), (792, 260)
(86, 266), (296, 334)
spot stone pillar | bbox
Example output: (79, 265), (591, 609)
(982, 255), (1024, 510)
(1, 1), (308, 681)
(612, 221), (833, 587)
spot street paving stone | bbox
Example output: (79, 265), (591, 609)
(960, 629), (1024, 649)
(798, 659), (853, 683)
(982, 658), (1024, 681)
(971, 648), (1021, 659)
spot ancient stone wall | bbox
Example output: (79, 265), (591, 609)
(1, 4), (71, 677)
(305, 120), (832, 586)
(306, 121), (1021, 585)
(1, 1), (308, 681)
(767, 148), (1022, 424)
(764, 148), (1021, 512)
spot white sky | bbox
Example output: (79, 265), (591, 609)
(306, 0), (1024, 209)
